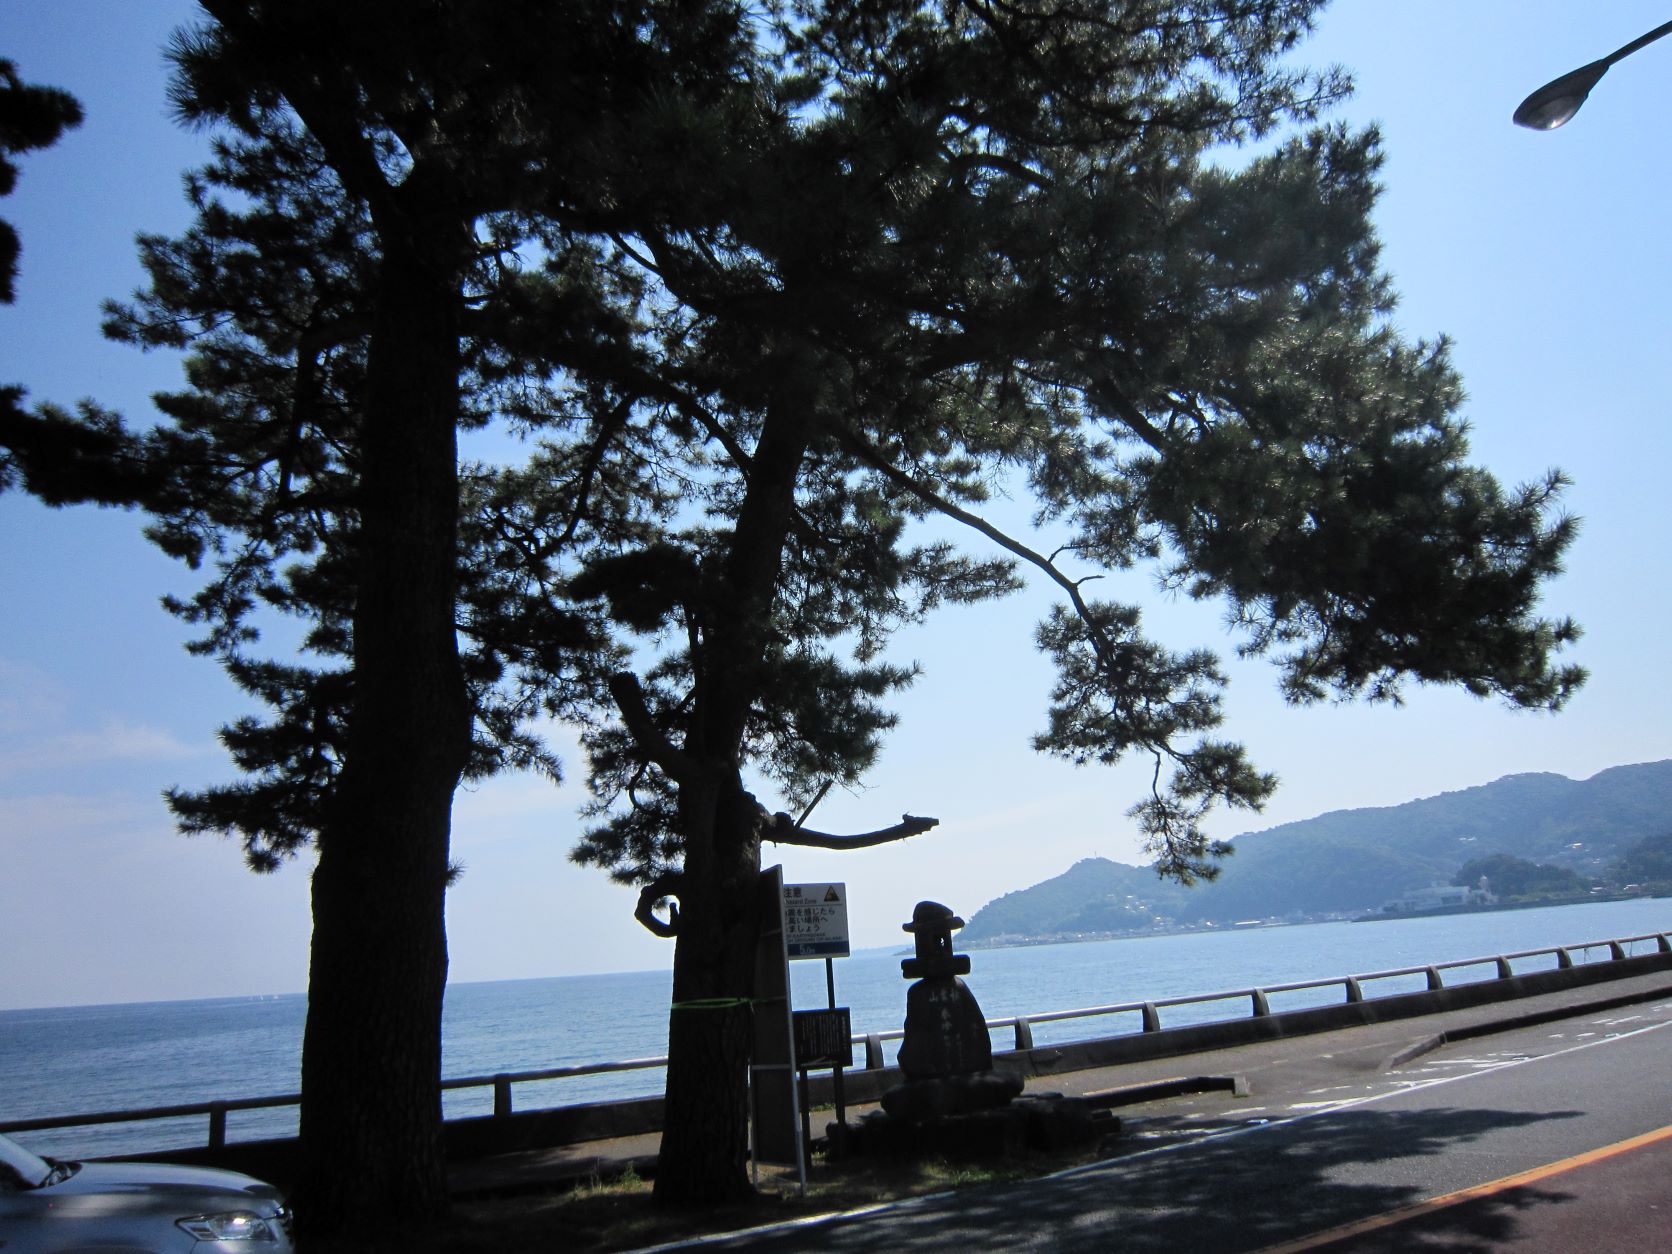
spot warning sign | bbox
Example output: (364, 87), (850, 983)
(782, 882), (850, 959)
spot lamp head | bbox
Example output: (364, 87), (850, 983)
(1513, 60), (1609, 129)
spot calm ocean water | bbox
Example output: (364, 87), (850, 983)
(5, 896), (1670, 1159)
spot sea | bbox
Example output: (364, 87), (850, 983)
(5, 896), (1670, 1160)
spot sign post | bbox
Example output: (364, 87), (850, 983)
(783, 883), (853, 1152)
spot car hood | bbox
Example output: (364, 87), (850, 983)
(45, 1159), (285, 1211)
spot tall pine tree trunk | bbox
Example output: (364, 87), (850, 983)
(654, 775), (764, 1206)
(654, 390), (814, 1206)
(295, 236), (469, 1235)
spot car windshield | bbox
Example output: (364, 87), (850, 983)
(0, 1132), (53, 1189)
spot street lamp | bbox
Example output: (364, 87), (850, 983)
(1513, 19), (1672, 129)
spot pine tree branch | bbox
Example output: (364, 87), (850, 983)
(1080, 371), (1171, 453)
(944, 150), (1050, 190)
(634, 871), (684, 937)
(678, 395), (753, 475)
(557, 396), (634, 545)
(839, 429), (1197, 782)
(840, 429), (1108, 649)
(606, 670), (696, 784)
(195, 2), (396, 217)
(763, 811), (939, 849)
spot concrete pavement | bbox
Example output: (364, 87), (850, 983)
(625, 977), (1672, 1251)
(1254, 1125), (1672, 1252)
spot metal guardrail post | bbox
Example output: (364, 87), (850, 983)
(1141, 1002), (1161, 1032)
(1425, 966), (1444, 991)
(864, 1034), (884, 1070)
(207, 1103), (227, 1151)
(1013, 1017), (1034, 1050)
(1250, 989), (1271, 1017)
(493, 1075), (512, 1119)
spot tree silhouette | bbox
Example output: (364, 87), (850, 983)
(543, 0), (1583, 1204)
(0, 57), (82, 442)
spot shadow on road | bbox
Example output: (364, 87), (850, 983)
(726, 1104), (1584, 1251)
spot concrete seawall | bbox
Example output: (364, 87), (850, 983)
(147, 947), (1672, 1183)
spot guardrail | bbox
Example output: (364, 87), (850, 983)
(0, 1055), (675, 1152)
(958, 931), (1672, 1064)
(6, 930), (1668, 1153)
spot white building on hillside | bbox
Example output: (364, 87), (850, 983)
(1378, 881), (1494, 915)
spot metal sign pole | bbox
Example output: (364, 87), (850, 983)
(826, 956), (847, 1138)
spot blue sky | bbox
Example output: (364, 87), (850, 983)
(4, 2), (1670, 1010)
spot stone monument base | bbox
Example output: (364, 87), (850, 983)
(835, 1092), (1112, 1160)
(880, 1070), (1024, 1123)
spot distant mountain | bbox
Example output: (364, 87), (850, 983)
(960, 761), (1672, 945)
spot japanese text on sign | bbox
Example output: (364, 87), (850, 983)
(782, 882), (850, 959)
(792, 1008), (853, 1068)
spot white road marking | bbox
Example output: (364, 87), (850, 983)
(1044, 1017), (1672, 1181)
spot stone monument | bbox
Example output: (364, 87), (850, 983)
(836, 898), (1108, 1159)
(880, 900), (1024, 1123)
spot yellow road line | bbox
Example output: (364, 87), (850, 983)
(1250, 1122), (1672, 1254)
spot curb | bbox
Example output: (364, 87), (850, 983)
(1081, 1074), (1250, 1108)
(1380, 977), (1672, 1072)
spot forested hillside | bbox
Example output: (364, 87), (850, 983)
(961, 761), (1672, 944)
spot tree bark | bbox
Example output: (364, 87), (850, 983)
(653, 775), (766, 1205)
(654, 384), (817, 1203)
(294, 231), (469, 1235)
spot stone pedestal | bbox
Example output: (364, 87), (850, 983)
(880, 1069), (1023, 1123)
(841, 1093), (1110, 1159)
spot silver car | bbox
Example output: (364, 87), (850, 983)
(0, 1131), (294, 1252)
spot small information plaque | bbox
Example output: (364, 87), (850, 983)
(792, 1007), (853, 1069)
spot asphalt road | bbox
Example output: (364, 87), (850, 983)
(669, 995), (1672, 1251)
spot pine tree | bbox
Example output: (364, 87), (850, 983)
(539, 0), (1584, 1204)
(0, 0), (747, 1234)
